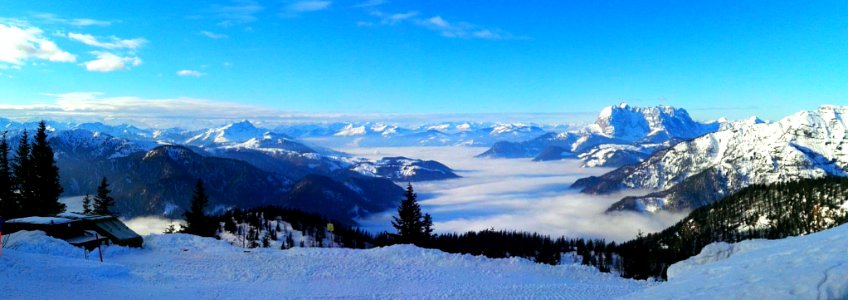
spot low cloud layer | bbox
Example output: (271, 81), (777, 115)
(349, 147), (687, 242)
(0, 92), (595, 129)
(123, 216), (185, 236)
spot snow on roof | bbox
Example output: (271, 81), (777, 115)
(94, 218), (142, 241)
(6, 217), (75, 225)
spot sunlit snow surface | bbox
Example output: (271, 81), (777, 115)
(629, 223), (848, 299)
(0, 231), (649, 299)
(347, 147), (686, 242)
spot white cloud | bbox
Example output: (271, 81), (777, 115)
(353, 0), (387, 8)
(426, 16), (449, 28)
(177, 69), (205, 77)
(288, 1), (332, 13)
(351, 147), (686, 242)
(362, 12), (519, 41)
(416, 16), (516, 40)
(384, 11), (418, 25)
(210, 0), (265, 27)
(200, 30), (229, 39)
(0, 23), (76, 65)
(0, 92), (291, 128)
(84, 52), (141, 72)
(67, 32), (147, 49)
(0, 92), (592, 129)
(33, 13), (112, 27)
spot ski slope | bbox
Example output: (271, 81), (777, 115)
(629, 223), (848, 299)
(0, 231), (648, 299)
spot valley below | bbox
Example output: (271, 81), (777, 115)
(345, 146), (686, 242)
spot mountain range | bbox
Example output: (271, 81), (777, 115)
(1, 119), (462, 223)
(573, 105), (848, 214)
(477, 103), (722, 168)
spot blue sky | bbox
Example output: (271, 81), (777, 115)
(0, 1), (846, 124)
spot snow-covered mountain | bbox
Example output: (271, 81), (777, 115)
(289, 122), (560, 148)
(351, 156), (460, 181)
(0, 119), (458, 221)
(479, 103), (722, 168)
(574, 105), (848, 214)
(588, 103), (718, 143)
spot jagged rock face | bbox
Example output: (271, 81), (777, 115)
(479, 104), (721, 168)
(582, 105), (848, 213)
(588, 103), (717, 144)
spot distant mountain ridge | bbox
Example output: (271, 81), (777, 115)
(478, 103), (722, 168)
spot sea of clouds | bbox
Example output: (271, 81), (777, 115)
(347, 146), (687, 242)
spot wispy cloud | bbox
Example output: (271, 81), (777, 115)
(67, 32), (147, 49)
(353, 0), (387, 8)
(0, 23), (76, 66)
(176, 69), (205, 77)
(371, 11), (418, 25)
(32, 13), (113, 27)
(209, 0), (265, 27)
(84, 51), (141, 72)
(416, 16), (517, 40)
(200, 30), (229, 39)
(362, 11), (520, 41)
(285, 1), (332, 14)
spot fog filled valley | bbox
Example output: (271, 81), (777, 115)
(348, 146), (685, 242)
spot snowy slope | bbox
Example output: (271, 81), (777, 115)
(577, 105), (848, 213)
(627, 223), (848, 299)
(0, 231), (649, 299)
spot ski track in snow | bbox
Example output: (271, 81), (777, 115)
(1, 232), (649, 299)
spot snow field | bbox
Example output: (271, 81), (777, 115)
(1, 231), (649, 299)
(628, 223), (848, 299)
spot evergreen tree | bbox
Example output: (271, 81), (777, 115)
(82, 193), (92, 214)
(11, 129), (34, 216)
(391, 183), (430, 245)
(93, 177), (115, 216)
(0, 131), (15, 218)
(30, 121), (65, 215)
(422, 213), (434, 238)
(183, 179), (212, 236)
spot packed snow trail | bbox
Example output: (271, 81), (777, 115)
(627, 223), (848, 299)
(1, 232), (648, 299)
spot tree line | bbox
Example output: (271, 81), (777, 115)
(614, 176), (848, 279)
(0, 122), (65, 219)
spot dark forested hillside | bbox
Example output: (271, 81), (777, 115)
(615, 176), (848, 279)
